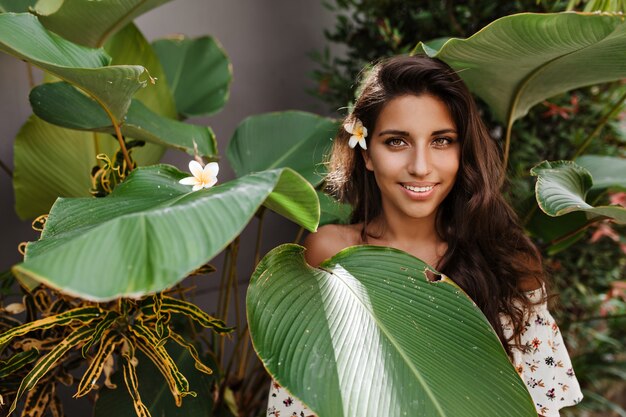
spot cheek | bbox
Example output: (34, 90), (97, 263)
(445, 150), (461, 179)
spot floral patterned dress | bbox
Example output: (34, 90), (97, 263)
(266, 287), (583, 417)
(500, 287), (583, 416)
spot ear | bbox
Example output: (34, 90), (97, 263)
(361, 148), (374, 171)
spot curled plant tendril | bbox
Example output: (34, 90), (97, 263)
(90, 140), (144, 197)
(17, 242), (27, 256)
(31, 214), (48, 232)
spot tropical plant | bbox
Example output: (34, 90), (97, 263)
(0, 2), (337, 417)
(247, 10), (626, 417)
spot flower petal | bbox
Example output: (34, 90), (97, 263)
(192, 184), (203, 191)
(179, 176), (200, 185)
(348, 136), (358, 149)
(189, 160), (204, 178)
(361, 125), (368, 138)
(358, 138), (367, 150)
(204, 177), (218, 188)
(343, 120), (355, 134)
(204, 162), (219, 177)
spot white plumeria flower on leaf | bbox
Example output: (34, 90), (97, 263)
(344, 118), (368, 150)
(179, 160), (219, 191)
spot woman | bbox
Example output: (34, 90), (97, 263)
(267, 55), (582, 417)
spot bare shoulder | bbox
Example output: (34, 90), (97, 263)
(303, 223), (362, 267)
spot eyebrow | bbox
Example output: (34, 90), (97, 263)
(378, 128), (457, 136)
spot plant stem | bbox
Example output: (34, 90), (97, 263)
(237, 328), (251, 379)
(572, 89), (626, 159)
(216, 246), (230, 323)
(215, 245), (231, 361)
(225, 323), (249, 382)
(99, 104), (133, 170)
(0, 159), (12, 178)
(26, 62), (34, 89)
(219, 237), (239, 368)
(240, 361), (270, 415)
(502, 118), (514, 172)
(254, 208), (267, 267)
(93, 132), (102, 166)
(294, 226), (305, 244)
(549, 217), (605, 247)
(219, 322), (249, 411)
(232, 255), (241, 344)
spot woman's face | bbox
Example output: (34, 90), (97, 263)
(362, 94), (461, 224)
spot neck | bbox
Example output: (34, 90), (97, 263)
(366, 208), (441, 248)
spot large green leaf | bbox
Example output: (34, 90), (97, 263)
(152, 36), (232, 117)
(525, 155), (626, 252)
(13, 116), (118, 219)
(531, 160), (626, 223)
(414, 13), (626, 124)
(30, 82), (217, 158)
(318, 191), (351, 226)
(247, 244), (535, 417)
(33, 0), (172, 48)
(14, 21), (175, 219)
(102, 22), (170, 165)
(104, 22), (176, 119)
(526, 209), (588, 254)
(12, 166), (319, 300)
(13, 116), (162, 219)
(575, 155), (626, 192)
(0, 12), (146, 121)
(227, 111), (338, 185)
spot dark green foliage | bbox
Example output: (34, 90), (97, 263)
(310, 0), (570, 113)
(508, 84), (626, 211)
(549, 226), (626, 415)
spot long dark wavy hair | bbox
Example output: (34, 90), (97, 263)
(325, 55), (547, 356)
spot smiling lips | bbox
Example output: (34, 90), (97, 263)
(400, 183), (438, 199)
(402, 184), (434, 193)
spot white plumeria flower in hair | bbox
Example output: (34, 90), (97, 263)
(343, 118), (368, 150)
(179, 160), (219, 191)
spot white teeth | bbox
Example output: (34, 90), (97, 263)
(402, 184), (434, 193)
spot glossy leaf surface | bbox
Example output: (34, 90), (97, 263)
(414, 13), (626, 124)
(104, 22), (176, 119)
(33, 0), (172, 48)
(14, 22), (170, 219)
(30, 82), (217, 157)
(227, 111), (338, 185)
(13, 116), (119, 219)
(318, 191), (351, 226)
(13, 166), (319, 300)
(152, 35), (232, 117)
(0, 12), (146, 121)
(575, 155), (626, 192)
(531, 160), (626, 223)
(525, 155), (626, 252)
(247, 244), (535, 417)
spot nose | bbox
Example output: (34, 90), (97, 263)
(407, 147), (432, 177)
